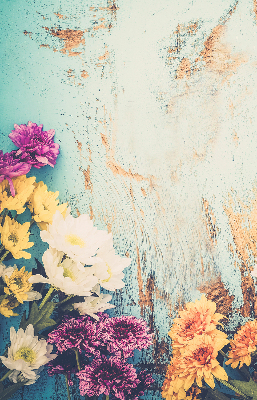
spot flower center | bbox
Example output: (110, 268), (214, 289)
(192, 346), (213, 364)
(14, 347), (36, 364)
(13, 277), (24, 288)
(8, 234), (18, 245)
(102, 264), (112, 283)
(63, 267), (76, 281)
(65, 234), (85, 248)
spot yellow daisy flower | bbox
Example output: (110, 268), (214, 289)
(4, 266), (33, 303)
(0, 175), (36, 214)
(0, 297), (19, 317)
(28, 181), (67, 230)
(0, 216), (34, 259)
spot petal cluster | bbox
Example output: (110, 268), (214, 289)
(9, 121), (60, 169)
(0, 150), (31, 196)
(0, 216), (34, 259)
(0, 324), (56, 383)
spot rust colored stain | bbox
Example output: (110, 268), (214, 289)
(93, 22), (107, 31)
(54, 12), (64, 19)
(82, 166), (92, 192)
(81, 70), (89, 79)
(99, 46), (109, 60)
(199, 24), (247, 74)
(23, 30), (32, 39)
(224, 191), (257, 317)
(100, 133), (150, 182)
(202, 198), (218, 246)
(176, 57), (191, 79)
(44, 27), (85, 56)
(199, 276), (234, 318)
(254, 0), (257, 20)
(40, 44), (50, 48)
(141, 188), (147, 197)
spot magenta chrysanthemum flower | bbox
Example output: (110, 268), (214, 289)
(123, 370), (154, 400)
(103, 316), (153, 358)
(0, 150), (31, 196)
(77, 356), (139, 399)
(47, 350), (78, 386)
(47, 315), (105, 356)
(9, 121), (59, 169)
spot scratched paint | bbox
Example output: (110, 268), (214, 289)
(1, 0), (257, 398)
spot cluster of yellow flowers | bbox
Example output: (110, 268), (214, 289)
(162, 295), (229, 400)
(0, 174), (67, 317)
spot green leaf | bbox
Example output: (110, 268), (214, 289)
(230, 378), (257, 400)
(0, 381), (25, 400)
(204, 388), (231, 400)
(35, 317), (56, 334)
(19, 301), (56, 334)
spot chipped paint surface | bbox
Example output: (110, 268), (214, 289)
(1, 0), (257, 398)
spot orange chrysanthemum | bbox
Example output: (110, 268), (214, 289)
(226, 320), (257, 369)
(169, 295), (226, 356)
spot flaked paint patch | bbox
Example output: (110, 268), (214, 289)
(176, 57), (191, 79)
(100, 133), (151, 183)
(199, 276), (234, 318)
(54, 12), (64, 19)
(81, 70), (89, 79)
(254, 0), (257, 21)
(202, 198), (218, 246)
(44, 27), (85, 56)
(75, 138), (93, 192)
(224, 191), (257, 317)
(99, 46), (109, 60)
(199, 24), (247, 75)
(23, 30), (32, 39)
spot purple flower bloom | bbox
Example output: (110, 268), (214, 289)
(47, 315), (106, 356)
(0, 150), (31, 196)
(77, 356), (139, 399)
(9, 121), (59, 169)
(47, 350), (78, 386)
(123, 370), (154, 400)
(102, 316), (153, 358)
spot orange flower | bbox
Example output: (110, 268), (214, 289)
(169, 295), (226, 356)
(226, 320), (257, 369)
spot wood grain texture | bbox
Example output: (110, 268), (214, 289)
(1, 0), (257, 398)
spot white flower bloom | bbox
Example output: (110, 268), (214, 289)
(0, 263), (42, 302)
(40, 210), (110, 264)
(0, 324), (56, 382)
(29, 247), (98, 296)
(74, 285), (115, 319)
(91, 236), (131, 291)
(8, 366), (43, 385)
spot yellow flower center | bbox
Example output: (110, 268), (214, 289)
(13, 277), (24, 288)
(102, 264), (113, 283)
(65, 234), (85, 248)
(14, 347), (36, 364)
(8, 234), (18, 245)
(63, 268), (76, 281)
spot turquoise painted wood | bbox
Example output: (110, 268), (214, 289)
(1, 0), (257, 398)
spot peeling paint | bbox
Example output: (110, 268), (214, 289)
(199, 276), (234, 318)
(44, 27), (85, 56)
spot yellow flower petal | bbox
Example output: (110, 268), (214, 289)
(0, 216), (34, 259)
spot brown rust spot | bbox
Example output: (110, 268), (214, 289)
(93, 22), (107, 31)
(202, 198), (218, 246)
(141, 188), (147, 197)
(54, 12), (64, 19)
(44, 27), (85, 56)
(199, 24), (247, 74)
(23, 30), (32, 39)
(82, 166), (92, 192)
(176, 57), (191, 79)
(254, 0), (257, 21)
(89, 205), (94, 221)
(224, 190), (257, 317)
(81, 70), (89, 79)
(40, 44), (50, 48)
(99, 46), (109, 60)
(199, 276), (234, 318)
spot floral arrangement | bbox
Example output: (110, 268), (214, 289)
(0, 121), (154, 400)
(162, 294), (257, 400)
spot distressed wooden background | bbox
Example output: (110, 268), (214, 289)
(1, 0), (257, 398)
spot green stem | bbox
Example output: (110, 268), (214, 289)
(0, 209), (8, 226)
(73, 348), (81, 371)
(216, 378), (248, 398)
(58, 294), (74, 306)
(0, 369), (13, 382)
(106, 396), (109, 400)
(0, 251), (10, 263)
(64, 374), (71, 400)
(219, 350), (229, 359)
(39, 286), (55, 310)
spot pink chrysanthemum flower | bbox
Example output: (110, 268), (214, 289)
(47, 350), (78, 386)
(9, 121), (59, 169)
(103, 315), (153, 358)
(0, 150), (31, 196)
(47, 315), (105, 356)
(77, 356), (139, 400)
(123, 370), (154, 400)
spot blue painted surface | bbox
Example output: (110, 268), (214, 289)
(1, 0), (257, 398)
